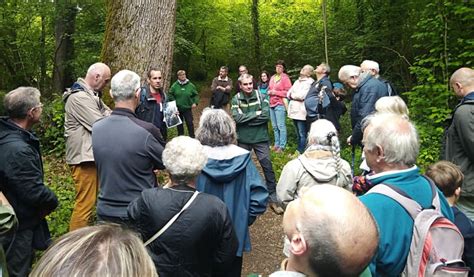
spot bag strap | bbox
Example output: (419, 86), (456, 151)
(144, 190), (199, 246)
(366, 176), (440, 220)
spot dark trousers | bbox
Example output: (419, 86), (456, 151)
(177, 108), (194, 138)
(1, 228), (34, 277)
(238, 142), (277, 200)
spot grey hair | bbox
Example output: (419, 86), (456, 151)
(320, 63), (331, 74)
(110, 70), (141, 102)
(307, 119), (342, 176)
(162, 136), (208, 183)
(4, 87), (41, 119)
(238, 73), (253, 83)
(360, 60), (380, 73)
(86, 62), (109, 76)
(30, 224), (157, 277)
(375, 96), (409, 118)
(363, 113), (419, 167)
(301, 65), (315, 77)
(338, 65), (361, 83)
(196, 108), (237, 146)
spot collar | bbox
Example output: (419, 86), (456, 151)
(178, 79), (189, 85)
(111, 107), (137, 118)
(367, 165), (418, 181)
(218, 76), (229, 81)
(462, 91), (474, 102)
(166, 184), (196, 192)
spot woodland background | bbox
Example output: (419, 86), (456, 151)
(0, 0), (473, 249)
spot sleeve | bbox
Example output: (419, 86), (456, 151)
(231, 96), (258, 125)
(213, 204), (239, 271)
(277, 161), (299, 206)
(0, 205), (17, 235)
(351, 88), (379, 146)
(145, 134), (165, 170)
(67, 93), (108, 132)
(127, 192), (152, 235)
(211, 78), (218, 91)
(191, 83), (199, 104)
(6, 149), (58, 215)
(248, 95), (270, 126)
(273, 75), (292, 98)
(247, 161), (268, 224)
(453, 107), (474, 162)
(225, 78), (233, 94)
(167, 83), (176, 101)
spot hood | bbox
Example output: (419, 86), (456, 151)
(63, 78), (87, 102)
(299, 150), (339, 182)
(200, 145), (252, 183)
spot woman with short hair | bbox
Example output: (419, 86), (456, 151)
(196, 108), (268, 276)
(128, 136), (238, 276)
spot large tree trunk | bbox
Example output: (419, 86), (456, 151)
(101, 0), (177, 90)
(251, 0), (261, 71)
(52, 2), (77, 94)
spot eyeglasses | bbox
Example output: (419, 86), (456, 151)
(242, 82), (253, 86)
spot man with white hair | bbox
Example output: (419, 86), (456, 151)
(359, 113), (453, 276)
(63, 62), (111, 231)
(338, 65), (388, 147)
(92, 69), (165, 226)
(271, 185), (379, 277)
(360, 60), (397, 96)
(445, 67), (474, 220)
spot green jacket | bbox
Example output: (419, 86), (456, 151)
(168, 79), (199, 110)
(231, 90), (270, 144)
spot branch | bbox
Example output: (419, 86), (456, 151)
(381, 46), (413, 67)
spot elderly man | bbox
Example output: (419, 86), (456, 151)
(271, 185), (378, 277)
(304, 62), (333, 128)
(0, 87), (58, 276)
(445, 67), (474, 220)
(210, 66), (233, 109)
(63, 62), (111, 231)
(92, 70), (165, 226)
(231, 73), (280, 213)
(338, 65), (388, 147)
(360, 60), (397, 96)
(359, 114), (453, 276)
(136, 67), (168, 141)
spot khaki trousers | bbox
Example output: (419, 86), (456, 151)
(69, 162), (98, 231)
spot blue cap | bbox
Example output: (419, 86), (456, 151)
(333, 82), (344, 89)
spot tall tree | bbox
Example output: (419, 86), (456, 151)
(251, 0), (261, 70)
(101, 0), (177, 89)
(52, 2), (77, 94)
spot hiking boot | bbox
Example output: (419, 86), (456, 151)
(270, 202), (284, 215)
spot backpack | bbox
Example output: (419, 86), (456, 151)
(367, 179), (470, 277)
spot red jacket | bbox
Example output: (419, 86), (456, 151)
(268, 73), (292, 108)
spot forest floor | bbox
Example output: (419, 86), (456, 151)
(192, 88), (285, 276)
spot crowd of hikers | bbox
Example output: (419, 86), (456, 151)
(0, 59), (473, 277)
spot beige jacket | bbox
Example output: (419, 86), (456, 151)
(287, 77), (314, 121)
(63, 78), (110, 165)
(277, 150), (352, 206)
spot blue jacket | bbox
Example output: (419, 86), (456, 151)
(359, 166), (454, 276)
(196, 144), (268, 256)
(350, 75), (388, 146)
(304, 76), (333, 118)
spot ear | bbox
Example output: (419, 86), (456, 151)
(288, 234), (307, 256)
(376, 144), (385, 159)
(455, 187), (461, 198)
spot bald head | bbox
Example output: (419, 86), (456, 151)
(450, 67), (474, 97)
(84, 62), (111, 91)
(283, 185), (378, 277)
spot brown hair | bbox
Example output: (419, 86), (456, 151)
(426, 160), (464, 197)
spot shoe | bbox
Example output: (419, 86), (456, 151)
(275, 148), (283, 153)
(272, 145), (279, 151)
(270, 202), (284, 215)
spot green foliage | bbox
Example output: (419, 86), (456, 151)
(36, 96), (65, 157)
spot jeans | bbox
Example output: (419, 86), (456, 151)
(177, 108), (195, 138)
(293, 119), (307, 153)
(69, 162), (98, 231)
(238, 142), (276, 198)
(270, 105), (287, 149)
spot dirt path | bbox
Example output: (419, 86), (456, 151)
(193, 87), (285, 276)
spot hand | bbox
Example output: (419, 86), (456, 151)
(256, 111), (262, 116)
(192, 104), (197, 108)
(347, 135), (352, 145)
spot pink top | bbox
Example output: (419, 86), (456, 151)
(268, 73), (292, 108)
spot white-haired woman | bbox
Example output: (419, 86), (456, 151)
(196, 108), (268, 276)
(128, 136), (237, 276)
(287, 64), (315, 154)
(277, 119), (352, 207)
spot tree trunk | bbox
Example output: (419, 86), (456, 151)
(52, 2), (77, 94)
(322, 0), (329, 65)
(251, 0), (261, 70)
(101, 0), (177, 90)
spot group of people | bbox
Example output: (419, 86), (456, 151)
(0, 58), (473, 277)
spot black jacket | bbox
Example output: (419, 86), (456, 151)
(128, 185), (238, 276)
(0, 118), (58, 230)
(136, 85), (168, 141)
